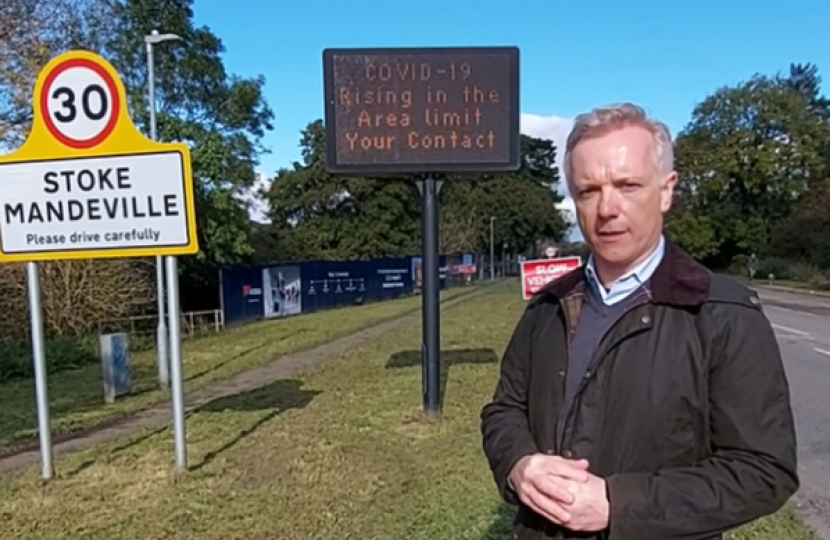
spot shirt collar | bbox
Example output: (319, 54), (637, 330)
(585, 235), (665, 304)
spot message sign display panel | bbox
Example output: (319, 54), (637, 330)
(323, 47), (520, 175)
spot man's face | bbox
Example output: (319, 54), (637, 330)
(569, 126), (676, 271)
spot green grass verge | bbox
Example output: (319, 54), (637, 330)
(0, 282), (814, 540)
(0, 284), (481, 452)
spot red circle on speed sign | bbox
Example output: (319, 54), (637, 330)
(39, 57), (121, 149)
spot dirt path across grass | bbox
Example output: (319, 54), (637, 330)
(0, 284), (499, 475)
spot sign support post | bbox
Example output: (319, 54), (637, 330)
(322, 46), (520, 417)
(0, 50), (199, 477)
(26, 261), (53, 479)
(416, 175), (443, 416)
(165, 255), (187, 469)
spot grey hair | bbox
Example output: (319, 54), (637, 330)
(563, 102), (674, 187)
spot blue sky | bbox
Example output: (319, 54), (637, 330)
(192, 0), (828, 223)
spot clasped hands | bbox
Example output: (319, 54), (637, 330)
(509, 453), (610, 532)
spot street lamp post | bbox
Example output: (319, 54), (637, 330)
(489, 216), (495, 281)
(145, 30), (181, 389)
(145, 29), (188, 470)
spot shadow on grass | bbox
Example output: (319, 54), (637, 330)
(63, 378), (321, 476)
(64, 422), (171, 477)
(480, 504), (515, 540)
(385, 348), (498, 405)
(184, 341), (272, 383)
(191, 378), (321, 470)
(0, 360), (164, 454)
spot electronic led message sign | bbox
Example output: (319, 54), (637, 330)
(323, 47), (520, 175)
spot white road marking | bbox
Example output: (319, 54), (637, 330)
(772, 324), (810, 336)
(814, 348), (830, 357)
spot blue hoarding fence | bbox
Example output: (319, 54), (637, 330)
(220, 253), (479, 325)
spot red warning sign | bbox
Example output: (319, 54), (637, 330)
(520, 256), (582, 300)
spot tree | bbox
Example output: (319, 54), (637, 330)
(664, 209), (718, 260)
(0, 0), (53, 147)
(670, 66), (830, 267)
(266, 120), (421, 261)
(769, 177), (830, 270)
(105, 0), (274, 308)
(437, 180), (481, 254)
(0, 0), (114, 147)
(0, 0), (158, 339)
(263, 125), (569, 262)
(441, 135), (569, 256)
(507, 135), (570, 250)
(779, 63), (830, 121)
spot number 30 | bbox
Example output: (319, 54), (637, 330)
(51, 84), (109, 123)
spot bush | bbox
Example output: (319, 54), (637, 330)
(756, 257), (795, 280)
(784, 261), (830, 287)
(729, 255), (830, 289)
(0, 335), (99, 382)
(0, 259), (155, 341)
(0, 330), (158, 382)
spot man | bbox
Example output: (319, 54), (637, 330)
(480, 103), (798, 540)
(748, 253), (758, 281)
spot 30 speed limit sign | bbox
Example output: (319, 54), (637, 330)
(38, 57), (121, 149)
(0, 49), (198, 262)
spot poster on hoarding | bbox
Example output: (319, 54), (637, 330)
(411, 256), (448, 292)
(263, 265), (303, 318)
(520, 256), (582, 300)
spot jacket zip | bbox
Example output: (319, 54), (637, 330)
(552, 298), (573, 453)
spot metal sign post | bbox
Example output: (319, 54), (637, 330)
(416, 175), (442, 415)
(165, 255), (187, 466)
(322, 46), (521, 416)
(0, 50), (199, 476)
(26, 262), (53, 479)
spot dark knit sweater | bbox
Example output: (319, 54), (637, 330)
(563, 282), (645, 415)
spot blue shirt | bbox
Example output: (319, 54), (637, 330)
(585, 236), (665, 306)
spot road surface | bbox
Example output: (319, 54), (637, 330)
(757, 287), (830, 538)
